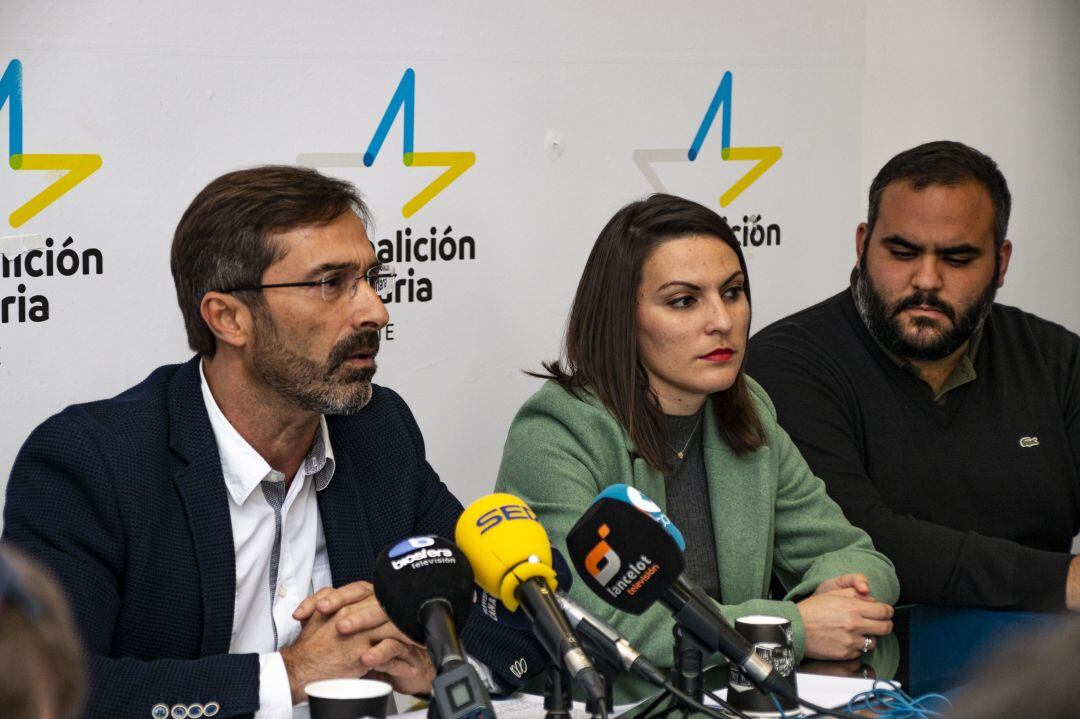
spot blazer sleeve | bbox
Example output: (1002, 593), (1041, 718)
(3, 412), (261, 719)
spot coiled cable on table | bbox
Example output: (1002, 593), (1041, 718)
(844, 679), (952, 718)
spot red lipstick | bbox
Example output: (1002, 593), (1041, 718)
(700, 348), (735, 362)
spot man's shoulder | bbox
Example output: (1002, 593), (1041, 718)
(9, 360), (198, 506)
(989, 303), (1080, 345)
(746, 290), (877, 411)
(748, 290), (864, 380)
(987, 304), (1080, 377)
(751, 289), (854, 350)
(41, 359), (194, 438)
(325, 383), (429, 461)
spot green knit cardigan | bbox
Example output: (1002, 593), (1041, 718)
(495, 377), (899, 701)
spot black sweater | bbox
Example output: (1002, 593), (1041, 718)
(747, 290), (1080, 610)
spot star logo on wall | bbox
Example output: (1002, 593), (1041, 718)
(1, 59), (102, 229)
(633, 71), (781, 208)
(298, 68), (475, 218)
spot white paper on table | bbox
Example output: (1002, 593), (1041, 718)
(706, 672), (885, 716)
(389, 692), (641, 719)
(296, 673), (885, 718)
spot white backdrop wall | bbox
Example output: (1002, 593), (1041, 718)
(862, 0), (1080, 330)
(1, 1), (1078, 523)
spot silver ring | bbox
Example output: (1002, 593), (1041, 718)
(862, 635), (874, 653)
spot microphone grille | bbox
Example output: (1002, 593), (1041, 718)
(566, 498), (684, 615)
(373, 535), (475, 643)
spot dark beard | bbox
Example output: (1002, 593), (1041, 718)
(251, 312), (380, 415)
(854, 260), (996, 362)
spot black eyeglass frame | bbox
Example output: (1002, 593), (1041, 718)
(218, 264), (396, 299)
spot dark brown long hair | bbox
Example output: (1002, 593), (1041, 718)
(535, 193), (765, 473)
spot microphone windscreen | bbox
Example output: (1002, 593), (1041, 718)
(566, 498), (684, 615)
(373, 535), (474, 644)
(474, 547), (574, 630)
(455, 493), (558, 611)
(594, 484), (686, 550)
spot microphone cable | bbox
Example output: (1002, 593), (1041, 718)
(566, 487), (899, 719)
(705, 685), (870, 719)
(661, 681), (749, 719)
(846, 680), (952, 719)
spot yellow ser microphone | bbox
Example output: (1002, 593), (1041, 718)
(455, 493), (559, 610)
(456, 494), (608, 712)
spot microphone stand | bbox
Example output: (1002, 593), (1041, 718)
(591, 656), (617, 712)
(587, 655), (617, 719)
(544, 665), (573, 719)
(420, 600), (495, 719)
(633, 626), (709, 719)
(673, 626), (705, 707)
(545, 663), (611, 719)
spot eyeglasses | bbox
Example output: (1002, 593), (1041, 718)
(221, 263), (396, 302)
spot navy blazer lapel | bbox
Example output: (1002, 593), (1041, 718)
(318, 448), (375, 585)
(167, 357), (237, 656)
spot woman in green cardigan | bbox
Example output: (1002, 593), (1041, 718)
(495, 194), (899, 700)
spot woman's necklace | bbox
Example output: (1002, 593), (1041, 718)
(669, 412), (703, 460)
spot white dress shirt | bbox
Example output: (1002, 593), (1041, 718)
(200, 362), (335, 718)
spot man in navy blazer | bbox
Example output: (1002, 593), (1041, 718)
(4, 166), (544, 719)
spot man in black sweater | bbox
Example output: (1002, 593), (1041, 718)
(748, 141), (1080, 612)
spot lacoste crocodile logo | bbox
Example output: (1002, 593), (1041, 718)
(1018, 436), (1039, 448)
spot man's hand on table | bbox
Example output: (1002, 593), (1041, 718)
(283, 581), (436, 703)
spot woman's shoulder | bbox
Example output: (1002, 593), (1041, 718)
(499, 380), (636, 494)
(508, 380), (631, 452)
(516, 379), (613, 424)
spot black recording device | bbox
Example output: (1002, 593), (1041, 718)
(564, 489), (870, 719)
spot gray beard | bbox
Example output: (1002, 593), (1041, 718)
(253, 344), (375, 415)
(250, 313), (379, 415)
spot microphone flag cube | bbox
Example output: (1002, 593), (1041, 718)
(566, 498), (684, 615)
(594, 484), (686, 550)
(373, 535), (475, 644)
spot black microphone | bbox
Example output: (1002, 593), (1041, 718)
(476, 547), (667, 689)
(565, 495), (788, 697)
(374, 536), (494, 719)
(555, 590), (668, 688)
